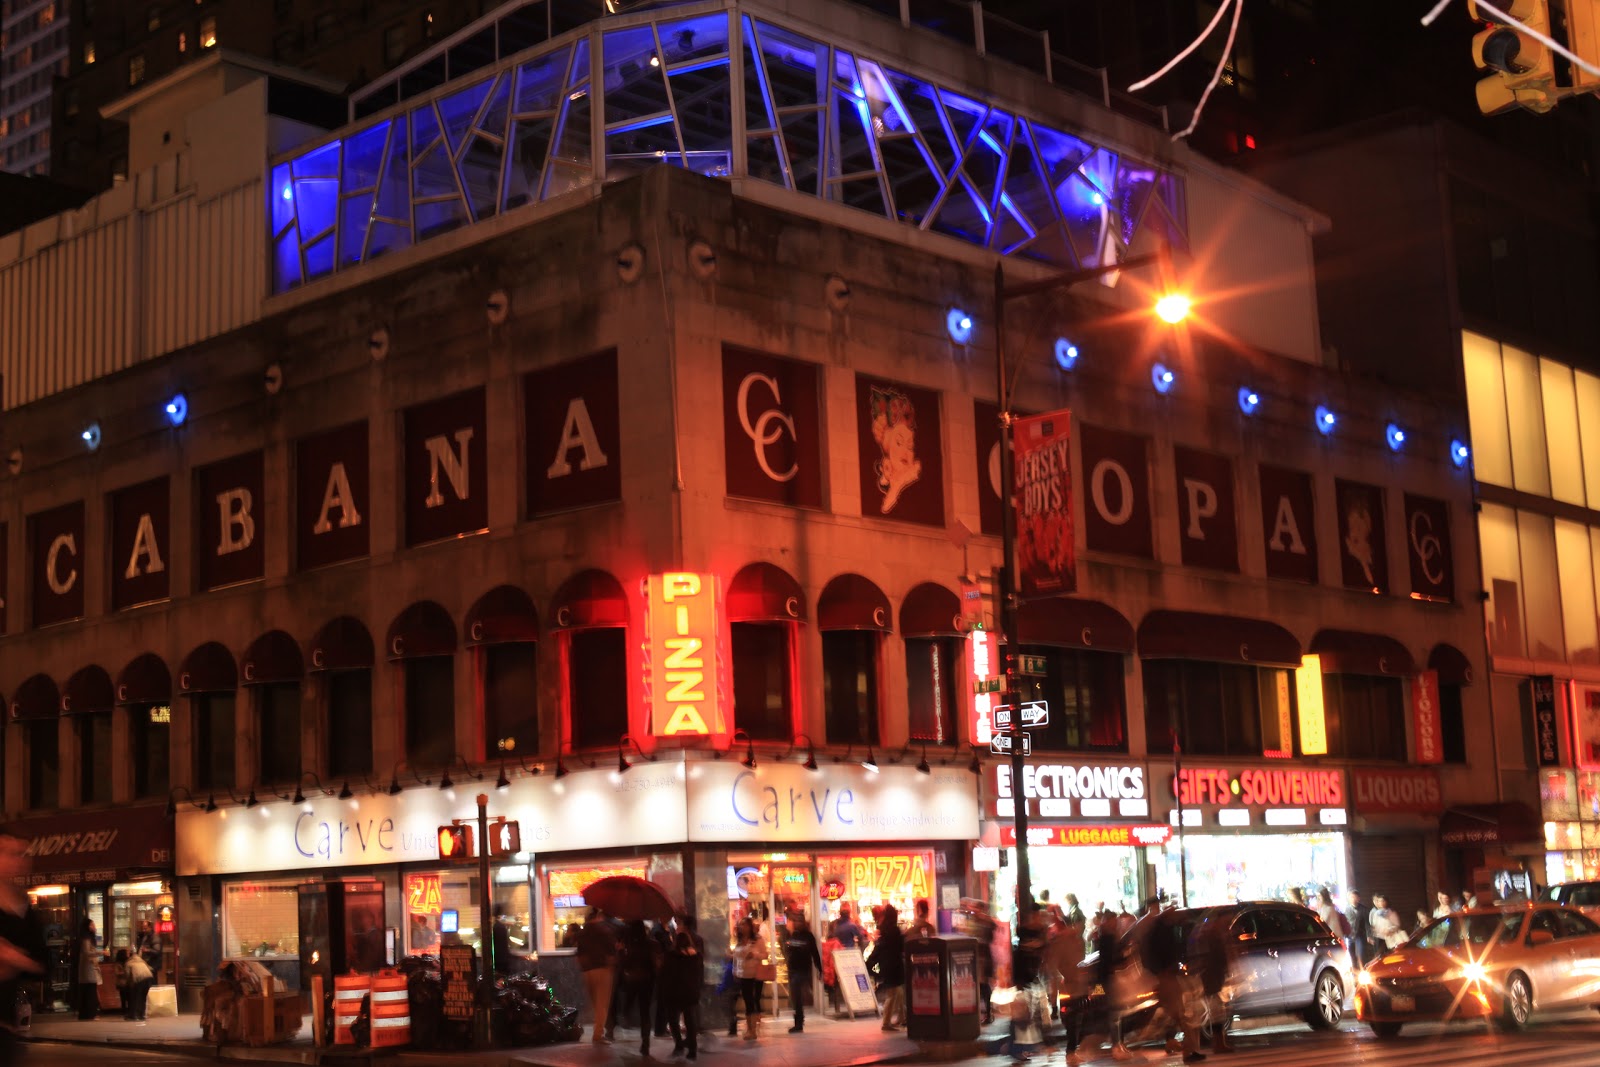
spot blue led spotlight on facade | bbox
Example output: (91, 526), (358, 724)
(1451, 439), (1471, 468)
(1314, 405), (1337, 436)
(1152, 363), (1176, 395)
(81, 423), (102, 451)
(1237, 387), (1260, 416)
(1385, 422), (1407, 451)
(164, 393), (189, 427)
(947, 308), (975, 345)
(1054, 337), (1080, 372)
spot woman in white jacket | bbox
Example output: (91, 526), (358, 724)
(732, 918), (770, 1041)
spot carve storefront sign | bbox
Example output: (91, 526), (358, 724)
(197, 451), (265, 590)
(1259, 465), (1317, 583)
(1404, 493), (1454, 602)
(404, 388), (488, 546)
(1013, 409), (1075, 596)
(109, 477), (170, 609)
(723, 347), (822, 508)
(525, 349), (621, 516)
(686, 762), (978, 843)
(296, 421), (369, 571)
(1173, 446), (1237, 572)
(30, 500), (84, 626)
(1078, 424), (1152, 559)
(855, 375), (944, 526)
(177, 760), (689, 876)
(1335, 479), (1388, 594)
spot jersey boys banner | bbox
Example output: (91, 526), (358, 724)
(1013, 410), (1076, 596)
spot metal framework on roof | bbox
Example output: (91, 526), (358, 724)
(270, 1), (1187, 294)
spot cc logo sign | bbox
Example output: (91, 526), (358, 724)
(737, 372), (798, 483)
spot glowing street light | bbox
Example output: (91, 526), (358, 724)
(1155, 292), (1192, 324)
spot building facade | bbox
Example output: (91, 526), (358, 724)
(1, 0), (69, 174)
(2, 0), (1491, 1015)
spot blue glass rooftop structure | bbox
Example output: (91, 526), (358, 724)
(269, 1), (1188, 294)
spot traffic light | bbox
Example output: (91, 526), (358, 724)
(486, 820), (522, 858)
(1469, 0), (1556, 114)
(436, 824), (474, 859)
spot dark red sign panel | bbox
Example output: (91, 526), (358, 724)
(855, 375), (944, 526)
(30, 501), (85, 627)
(1259, 465), (1317, 584)
(9, 804), (174, 877)
(1014, 409), (1076, 596)
(1335, 479), (1388, 594)
(974, 400), (1003, 536)
(297, 421), (369, 571)
(1079, 424), (1152, 559)
(1404, 493), (1454, 602)
(525, 350), (621, 516)
(405, 388), (488, 546)
(109, 477), (170, 610)
(1173, 446), (1237, 572)
(722, 346), (823, 509)
(197, 451), (265, 591)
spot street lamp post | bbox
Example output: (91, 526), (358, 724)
(991, 247), (1182, 924)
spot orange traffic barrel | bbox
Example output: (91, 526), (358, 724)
(333, 972), (371, 1045)
(368, 969), (411, 1048)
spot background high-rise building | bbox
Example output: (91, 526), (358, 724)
(1, 0), (70, 174)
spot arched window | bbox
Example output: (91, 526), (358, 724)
(551, 571), (626, 752)
(12, 674), (59, 810)
(180, 641), (239, 793)
(63, 665), (114, 804)
(466, 585), (540, 757)
(310, 616), (375, 780)
(1014, 598), (1134, 752)
(818, 574), (890, 746)
(726, 563), (804, 742)
(243, 630), (306, 785)
(118, 653), (172, 799)
(387, 601), (457, 768)
(900, 584), (964, 745)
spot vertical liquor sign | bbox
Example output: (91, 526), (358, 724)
(1412, 670), (1443, 765)
(645, 573), (727, 737)
(1013, 410), (1076, 596)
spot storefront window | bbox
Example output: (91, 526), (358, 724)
(193, 693), (236, 792)
(485, 643), (539, 756)
(110, 880), (174, 982)
(814, 850), (935, 937)
(326, 671), (372, 779)
(223, 879), (303, 960)
(1143, 660), (1276, 757)
(258, 682), (302, 785)
(1440, 683), (1466, 763)
(29, 885), (74, 1010)
(1160, 831), (1348, 907)
(569, 629), (626, 750)
(1323, 674), (1405, 760)
(540, 854), (683, 950)
(1018, 646), (1126, 751)
(405, 656), (455, 767)
(78, 711), (112, 804)
(732, 623), (791, 741)
(905, 636), (959, 744)
(28, 719), (59, 809)
(403, 866), (534, 969)
(133, 703), (171, 799)
(823, 631), (880, 746)
(993, 844), (1140, 925)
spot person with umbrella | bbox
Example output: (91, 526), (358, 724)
(619, 919), (661, 1057)
(577, 907), (618, 1044)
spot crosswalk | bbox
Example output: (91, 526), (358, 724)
(1045, 1015), (1600, 1067)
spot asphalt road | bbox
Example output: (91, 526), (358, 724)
(18, 1048), (208, 1066)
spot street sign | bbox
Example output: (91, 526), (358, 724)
(992, 701), (1050, 731)
(1019, 655), (1048, 677)
(990, 733), (1032, 755)
(973, 677), (1001, 695)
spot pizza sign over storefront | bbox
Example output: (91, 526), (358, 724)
(645, 573), (726, 737)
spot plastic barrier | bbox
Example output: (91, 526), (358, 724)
(333, 972), (371, 1045)
(369, 969), (411, 1048)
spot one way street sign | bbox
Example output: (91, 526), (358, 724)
(990, 733), (1032, 755)
(992, 701), (1050, 731)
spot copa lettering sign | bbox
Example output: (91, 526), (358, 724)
(645, 573), (726, 737)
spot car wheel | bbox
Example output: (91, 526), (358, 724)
(1496, 972), (1532, 1031)
(1369, 1021), (1403, 1038)
(1305, 970), (1343, 1030)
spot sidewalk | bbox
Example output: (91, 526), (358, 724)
(25, 1008), (980, 1067)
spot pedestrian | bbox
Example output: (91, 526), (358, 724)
(114, 950), (131, 1019)
(576, 907), (618, 1043)
(1345, 891), (1371, 970)
(968, 902), (997, 1024)
(664, 915), (705, 1060)
(1286, 886), (1306, 908)
(1039, 889), (1066, 926)
(0, 830), (45, 1067)
(649, 919), (674, 1038)
(1144, 909), (1204, 1063)
(1459, 889), (1477, 911)
(781, 915), (823, 1033)
(1053, 915), (1088, 1066)
(732, 916), (770, 1041)
(1412, 909), (1431, 938)
(908, 899), (936, 939)
(1013, 905), (1048, 990)
(1433, 890), (1455, 919)
(832, 905), (864, 950)
(76, 918), (101, 1020)
(125, 946), (154, 1022)
(1370, 894), (1404, 950)
(1063, 893), (1086, 927)
(865, 904), (906, 1030)
(618, 919), (660, 1056)
(820, 922), (843, 1016)
(135, 920), (161, 977)
(1314, 887), (1341, 934)
(1192, 914), (1234, 1054)
(492, 913), (514, 976)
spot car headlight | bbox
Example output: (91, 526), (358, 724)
(1356, 970), (1375, 987)
(1460, 961), (1487, 984)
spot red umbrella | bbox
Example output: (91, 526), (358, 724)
(582, 875), (677, 921)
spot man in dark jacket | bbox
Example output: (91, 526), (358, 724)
(577, 909), (618, 1044)
(664, 915), (705, 1060)
(1346, 890), (1373, 969)
(865, 906), (906, 1031)
(618, 920), (660, 1057)
(781, 916), (824, 1033)
(1192, 916), (1234, 1053)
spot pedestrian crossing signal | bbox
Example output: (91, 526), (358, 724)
(487, 820), (522, 858)
(437, 824), (474, 859)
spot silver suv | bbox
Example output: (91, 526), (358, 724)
(1083, 902), (1352, 1036)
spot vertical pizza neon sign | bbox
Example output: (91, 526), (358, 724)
(645, 573), (725, 736)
